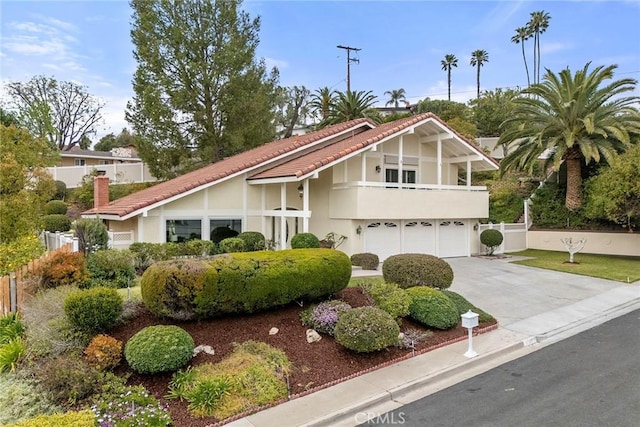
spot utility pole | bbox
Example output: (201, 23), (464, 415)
(337, 45), (361, 92)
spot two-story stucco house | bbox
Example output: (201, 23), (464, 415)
(82, 113), (499, 260)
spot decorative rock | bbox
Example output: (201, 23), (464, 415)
(306, 329), (322, 343)
(398, 332), (405, 341)
(193, 345), (215, 357)
(269, 327), (279, 335)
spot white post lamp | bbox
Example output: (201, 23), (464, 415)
(461, 310), (479, 358)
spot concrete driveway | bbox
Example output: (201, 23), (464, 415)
(446, 256), (624, 327)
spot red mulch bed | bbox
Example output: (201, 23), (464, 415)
(109, 287), (497, 426)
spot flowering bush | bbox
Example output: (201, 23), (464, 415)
(301, 300), (352, 335)
(91, 381), (172, 426)
(0, 235), (45, 276)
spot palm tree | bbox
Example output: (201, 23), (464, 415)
(319, 90), (381, 128)
(527, 10), (551, 84)
(440, 54), (458, 101)
(511, 26), (533, 87)
(309, 87), (336, 123)
(384, 88), (407, 108)
(470, 50), (489, 100)
(498, 63), (640, 211)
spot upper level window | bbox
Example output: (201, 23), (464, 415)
(74, 159), (86, 166)
(385, 168), (416, 184)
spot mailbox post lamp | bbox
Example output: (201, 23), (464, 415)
(461, 310), (479, 358)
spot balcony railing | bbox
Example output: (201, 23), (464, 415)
(332, 181), (487, 191)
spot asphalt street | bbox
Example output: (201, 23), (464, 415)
(362, 309), (640, 427)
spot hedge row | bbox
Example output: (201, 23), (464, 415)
(140, 249), (351, 320)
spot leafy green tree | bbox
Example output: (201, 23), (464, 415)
(274, 85), (310, 139)
(469, 88), (519, 137)
(469, 50), (489, 99)
(527, 10), (551, 84)
(127, 0), (279, 179)
(4, 76), (104, 150)
(384, 88), (407, 108)
(0, 107), (20, 127)
(94, 133), (118, 152)
(94, 128), (137, 152)
(585, 143), (640, 231)
(318, 90), (381, 128)
(309, 87), (336, 123)
(0, 125), (57, 242)
(440, 54), (458, 101)
(499, 63), (640, 211)
(511, 26), (532, 87)
(414, 98), (471, 122)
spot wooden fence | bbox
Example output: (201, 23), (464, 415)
(0, 243), (73, 315)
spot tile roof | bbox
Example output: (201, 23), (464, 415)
(84, 118), (374, 218)
(249, 114), (432, 179)
(249, 113), (499, 179)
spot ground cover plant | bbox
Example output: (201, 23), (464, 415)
(8, 249), (496, 426)
(507, 249), (640, 283)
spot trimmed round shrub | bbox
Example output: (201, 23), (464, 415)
(38, 251), (89, 288)
(64, 287), (123, 334)
(140, 249), (351, 320)
(350, 253), (379, 270)
(406, 287), (459, 330)
(219, 237), (245, 253)
(184, 239), (215, 256)
(210, 226), (238, 244)
(86, 249), (136, 288)
(442, 290), (494, 323)
(360, 281), (411, 320)
(124, 325), (194, 374)
(238, 231), (266, 251)
(290, 233), (320, 249)
(382, 253), (453, 289)
(301, 300), (352, 335)
(41, 214), (72, 232)
(480, 229), (504, 255)
(334, 307), (400, 352)
(43, 200), (68, 215)
(84, 334), (123, 371)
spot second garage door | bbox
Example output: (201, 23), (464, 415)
(365, 219), (468, 260)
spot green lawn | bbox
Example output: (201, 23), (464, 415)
(347, 275), (383, 287)
(507, 249), (640, 283)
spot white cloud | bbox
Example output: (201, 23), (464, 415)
(41, 16), (77, 32)
(265, 57), (288, 70)
(540, 42), (573, 55)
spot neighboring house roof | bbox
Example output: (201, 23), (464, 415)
(60, 146), (141, 161)
(83, 118), (375, 219)
(84, 113), (498, 220)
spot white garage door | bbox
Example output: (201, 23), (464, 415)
(404, 221), (436, 255)
(364, 221), (401, 261)
(365, 219), (468, 260)
(438, 220), (467, 258)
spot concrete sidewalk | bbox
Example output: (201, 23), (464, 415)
(227, 257), (640, 427)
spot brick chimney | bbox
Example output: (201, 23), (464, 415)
(94, 171), (109, 209)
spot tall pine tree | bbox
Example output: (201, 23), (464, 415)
(127, 0), (279, 179)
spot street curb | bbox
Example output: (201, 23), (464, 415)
(302, 337), (528, 427)
(534, 296), (640, 344)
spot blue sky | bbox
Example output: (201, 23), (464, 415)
(1, 0), (639, 140)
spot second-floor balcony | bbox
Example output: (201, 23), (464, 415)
(329, 181), (489, 219)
